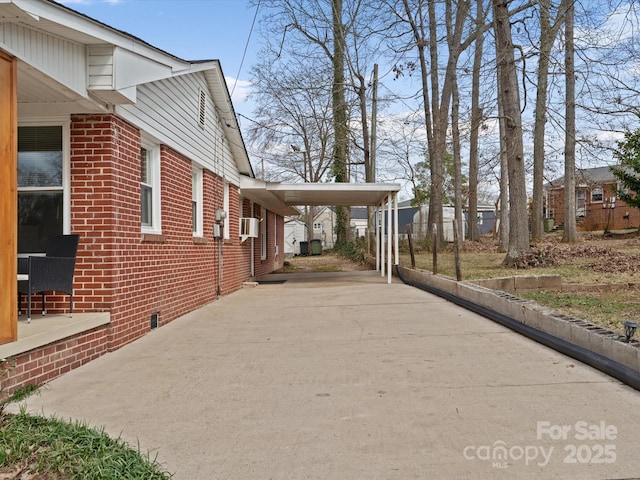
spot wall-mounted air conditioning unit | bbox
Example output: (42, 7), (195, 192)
(239, 217), (259, 242)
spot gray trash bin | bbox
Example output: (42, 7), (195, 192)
(299, 241), (309, 256)
(311, 239), (322, 256)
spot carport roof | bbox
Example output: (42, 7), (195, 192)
(239, 177), (401, 217)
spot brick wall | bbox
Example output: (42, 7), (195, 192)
(4, 326), (109, 394)
(253, 205), (285, 278)
(3, 114), (285, 393)
(68, 114), (264, 349)
(547, 184), (640, 231)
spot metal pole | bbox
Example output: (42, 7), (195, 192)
(387, 195), (392, 284)
(370, 63), (378, 184)
(381, 202), (385, 277)
(394, 192), (399, 266)
(375, 207), (380, 272)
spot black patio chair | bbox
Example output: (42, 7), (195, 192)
(18, 234), (80, 323)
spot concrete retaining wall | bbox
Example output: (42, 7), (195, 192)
(398, 267), (640, 373)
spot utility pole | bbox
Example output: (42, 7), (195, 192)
(369, 63), (378, 184)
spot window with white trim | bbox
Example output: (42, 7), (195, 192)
(223, 181), (230, 239)
(576, 190), (586, 217)
(192, 166), (203, 236)
(17, 123), (69, 253)
(591, 186), (603, 203)
(140, 140), (161, 232)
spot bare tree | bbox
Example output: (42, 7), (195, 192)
(248, 56), (334, 183)
(531, 0), (569, 242)
(496, 55), (509, 252)
(562, 0), (578, 242)
(252, 0), (390, 246)
(467, 0), (490, 242)
(391, 0), (472, 248)
(493, 0), (530, 265)
(378, 114), (429, 236)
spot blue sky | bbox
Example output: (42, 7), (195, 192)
(60, 0), (259, 115)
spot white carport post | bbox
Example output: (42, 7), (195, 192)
(375, 206), (380, 272)
(394, 191), (399, 268)
(380, 201), (385, 277)
(387, 194), (392, 284)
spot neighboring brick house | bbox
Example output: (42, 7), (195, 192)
(545, 165), (640, 231)
(0, 0), (295, 391)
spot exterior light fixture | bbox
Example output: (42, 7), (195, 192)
(623, 321), (638, 343)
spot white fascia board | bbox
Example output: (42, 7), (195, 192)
(202, 63), (253, 177)
(113, 47), (174, 90)
(10, 0), (191, 71)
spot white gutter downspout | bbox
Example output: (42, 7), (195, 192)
(250, 201), (255, 279)
(375, 206), (380, 272)
(381, 200), (386, 278)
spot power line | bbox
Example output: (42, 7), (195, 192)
(231, 0), (261, 98)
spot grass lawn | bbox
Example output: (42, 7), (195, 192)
(0, 362), (172, 479)
(0, 412), (172, 479)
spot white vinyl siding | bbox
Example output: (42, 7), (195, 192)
(0, 22), (86, 96)
(117, 74), (240, 186)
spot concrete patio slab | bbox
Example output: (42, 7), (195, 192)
(17, 271), (640, 479)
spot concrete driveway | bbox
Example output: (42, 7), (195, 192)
(19, 271), (640, 479)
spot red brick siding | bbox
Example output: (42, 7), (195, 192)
(253, 206), (285, 278)
(3, 326), (109, 395)
(547, 183), (640, 231)
(4, 114), (286, 392)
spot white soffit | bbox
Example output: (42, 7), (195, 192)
(240, 177), (401, 216)
(268, 182), (401, 207)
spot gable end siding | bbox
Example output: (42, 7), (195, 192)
(116, 73), (240, 186)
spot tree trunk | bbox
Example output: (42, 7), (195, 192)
(532, 0), (568, 243)
(451, 42), (463, 242)
(497, 64), (509, 253)
(531, 0), (552, 242)
(401, 0), (435, 242)
(493, 0), (530, 265)
(332, 0), (349, 246)
(427, 0), (444, 246)
(468, 0), (485, 242)
(562, 0), (578, 243)
(357, 72), (370, 182)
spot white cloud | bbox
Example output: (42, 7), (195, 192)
(225, 77), (252, 104)
(594, 130), (625, 144)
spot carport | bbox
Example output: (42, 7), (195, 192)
(240, 177), (402, 283)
